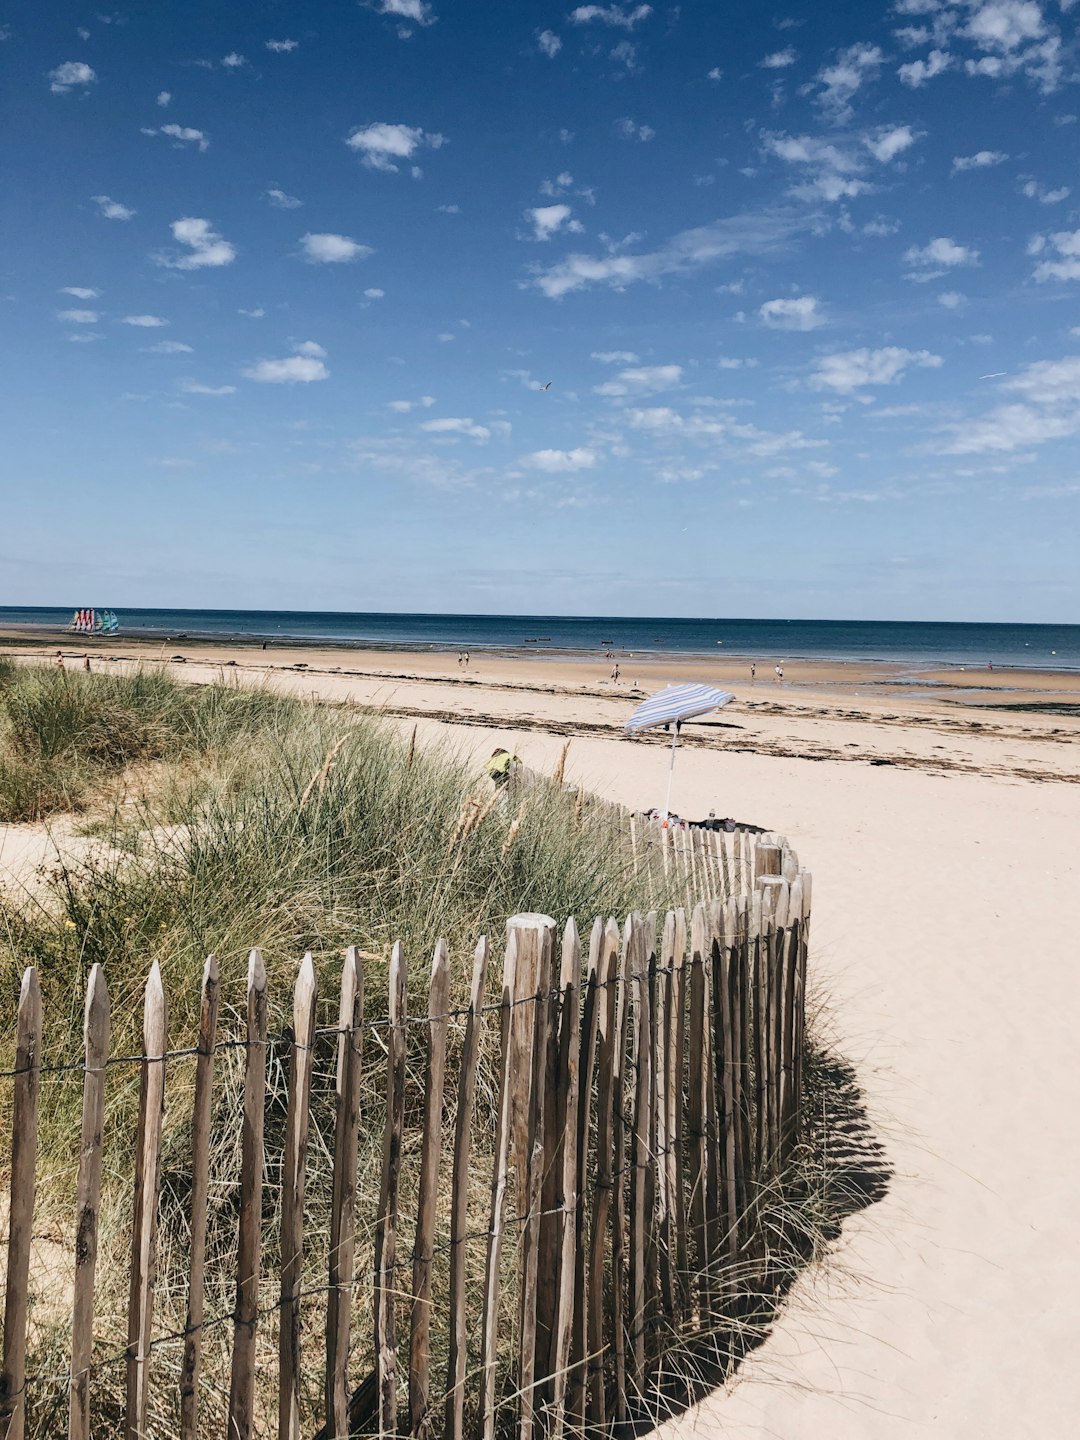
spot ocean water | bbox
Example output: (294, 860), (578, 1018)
(3, 606), (1079, 670)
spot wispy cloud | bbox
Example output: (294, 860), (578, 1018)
(615, 117), (655, 142)
(940, 356), (1080, 452)
(49, 61), (96, 94)
(372, 0), (437, 28)
(952, 149), (1008, 173)
(526, 204), (583, 241)
(267, 187), (303, 209)
(180, 381), (236, 396)
(760, 47), (797, 68)
(898, 49), (950, 87)
(594, 364), (682, 396)
(1029, 227), (1080, 281)
(266, 39), (299, 53)
(57, 308), (98, 324)
(60, 287), (99, 300)
(121, 315), (168, 327)
(157, 90), (171, 107)
(145, 340), (193, 353)
(570, 5), (652, 29)
(538, 30), (562, 57)
(809, 346), (943, 392)
(520, 448), (598, 471)
(157, 218), (236, 270)
(300, 232), (373, 263)
(345, 122), (447, 173)
(759, 295), (825, 330)
(92, 194), (134, 220)
(813, 42), (882, 120)
(420, 417), (492, 440)
(903, 235), (980, 279)
(531, 207), (818, 299)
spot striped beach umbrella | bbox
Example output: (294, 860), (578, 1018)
(625, 682), (735, 820)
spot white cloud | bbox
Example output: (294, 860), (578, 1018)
(267, 187), (302, 209)
(898, 48), (951, 86)
(759, 295), (825, 330)
(527, 204), (583, 241)
(420, 417), (492, 440)
(594, 363), (682, 396)
(346, 122), (447, 172)
(159, 217), (236, 270)
(707, 66), (723, 80)
(49, 61), (96, 94)
(864, 124), (917, 163)
(374, 0), (436, 26)
(146, 340), (193, 353)
(156, 123), (210, 151)
(1021, 179), (1070, 204)
(592, 350), (639, 363)
(952, 149), (1008, 172)
(814, 42), (882, 119)
(300, 232), (372, 263)
(389, 395), (436, 412)
(364, 287), (385, 299)
(809, 346), (943, 392)
(157, 90), (171, 107)
(1030, 228), (1080, 281)
(520, 447), (598, 471)
(903, 235), (980, 277)
(966, 1), (1044, 52)
(941, 356), (1080, 452)
(180, 381), (236, 396)
(67, 334), (99, 343)
(538, 30), (562, 57)
(760, 48), (797, 68)
(569, 5), (652, 28)
(122, 314), (168, 327)
(937, 290), (966, 308)
(60, 287), (99, 299)
(58, 308), (98, 324)
(221, 53), (247, 68)
(238, 307), (265, 318)
(435, 203), (460, 214)
(244, 340), (330, 383)
(92, 194), (134, 220)
(531, 207), (819, 299)
(960, 2), (1064, 91)
(615, 117), (655, 142)
(266, 39), (299, 52)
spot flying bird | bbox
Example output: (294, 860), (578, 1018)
(540, 381), (552, 391)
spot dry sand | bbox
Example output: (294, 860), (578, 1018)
(2, 641), (1078, 1435)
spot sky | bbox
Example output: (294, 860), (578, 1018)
(3, 0), (1080, 622)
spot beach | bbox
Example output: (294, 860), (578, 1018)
(1, 637), (1078, 1438)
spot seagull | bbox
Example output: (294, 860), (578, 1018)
(979, 372), (1007, 380)
(540, 381), (552, 391)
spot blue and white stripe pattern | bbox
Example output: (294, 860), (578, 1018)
(625, 682), (736, 733)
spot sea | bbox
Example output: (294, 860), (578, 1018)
(2, 607), (1079, 671)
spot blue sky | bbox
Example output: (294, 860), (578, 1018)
(3, 0), (1080, 621)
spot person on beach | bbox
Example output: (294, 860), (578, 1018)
(55, 650), (64, 669)
(751, 662), (756, 683)
(463, 651), (470, 670)
(775, 663), (783, 684)
(485, 748), (521, 788)
(83, 654), (91, 672)
(611, 663), (620, 683)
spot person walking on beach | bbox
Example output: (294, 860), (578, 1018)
(55, 650), (64, 670)
(463, 651), (470, 671)
(775, 663), (783, 685)
(610, 662), (620, 684)
(750, 662), (756, 684)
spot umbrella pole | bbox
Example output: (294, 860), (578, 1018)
(663, 722), (680, 821)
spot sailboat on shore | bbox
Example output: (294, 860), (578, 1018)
(70, 609), (119, 634)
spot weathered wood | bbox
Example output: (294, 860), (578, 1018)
(410, 940), (452, 1440)
(445, 937), (489, 1440)
(585, 919), (621, 1434)
(568, 918), (604, 1434)
(326, 947), (365, 1437)
(375, 942), (408, 1439)
(180, 955), (219, 1440)
(0, 968), (42, 1440)
(125, 961), (167, 1440)
(686, 912), (709, 1312)
(755, 842), (781, 882)
(696, 904), (722, 1310)
(711, 911), (738, 1280)
(69, 965), (110, 1440)
(548, 918), (583, 1440)
(279, 953), (318, 1440)
(509, 915), (545, 1205)
(655, 912), (674, 1324)
(228, 950), (269, 1440)
(480, 932), (518, 1440)
(626, 913), (652, 1411)
(609, 919), (631, 1430)
(670, 906), (689, 1318)
(780, 921), (800, 1160)
(513, 915), (556, 1440)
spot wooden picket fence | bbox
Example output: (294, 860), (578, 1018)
(0, 835), (811, 1440)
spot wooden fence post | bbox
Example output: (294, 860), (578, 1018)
(326, 947), (365, 1439)
(568, 918), (604, 1435)
(375, 942), (408, 1439)
(686, 908), (709, 1318)
(69, 965), (110, 1440)
(410, 941), (452, 1440)
(585, 919), (620, 1434)
(0, 968), (42, 1440)
(547, 918), (583, 1440)
(180, 956), (219, 1440)
(511, 915), (555, 1440)
(125, 961), (167, 1440)
(279, 954), (318, 1440)
(480, 932), (518, 1440)
(228, 950), (269, 1440)
(610, 919), (631, 1432)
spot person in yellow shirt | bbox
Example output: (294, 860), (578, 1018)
(484, 748), (521, 788)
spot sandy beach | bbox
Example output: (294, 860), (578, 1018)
(1, 639), (1078, 1438)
